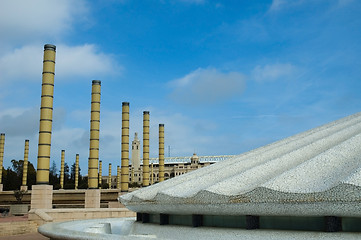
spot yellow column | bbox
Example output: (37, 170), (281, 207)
(116, 166), (120, 189)
(22, 140), (29, 186)
(121, 102), (130, 192)
(75, 154), (79, 190)
(108, 163), (112, 189)
(142, 111), (150, 187)
(0, 133), (5, 185)
(36, 44), (56, 184)
(60, 150), (65, 189)
(159, 124), (165, 182)
(98, 160), (102, 189)
(88, 80), (101, 189)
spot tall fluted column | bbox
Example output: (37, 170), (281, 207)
(60, 150), (65, 189)
(159, 124), (165, 182)
(75, 154), (79, 190)
(88, 80), (101, 189)
(142, 111), (150, 187)
(22, 140), (29, 187)
(0, 133), (5, 187)
(121, 102), (130, 192)
(117, 166), (120, 189)
(36, 44), (56, 184)
(108, 163), (112, 189)
(98, 160), (102, 189)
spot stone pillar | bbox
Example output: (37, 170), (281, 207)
(36, 44), (56, 185)
(75, 154), (79, 190)
(116, 165), (120, 189)
(0, 133), (5, 191)
(98, 160), (102, 189)
(85, 159), (101, 208)
(142, 111), (150, 187)
(60, 150), (65, 189)
(159, 124), (165, 182)
(85, 189), (100, 208)
(31, 185), (53, 209)
(21, 139), (29, 191)
(121, 102), (130, 192)
(108, 163), (112, 189)
(88, 80), (101, 189)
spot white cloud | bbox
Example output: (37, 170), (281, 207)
(0, 107), (66, 137)
(56, 44), (122, 79)
(0, 45), (43, 84)
(177, 0), (205, 4)
(252, 63), (296, 82)
(0, 44), (122, 84)
(269, 0), (287, 11)
(169, 68), (246, 104)
(0, 0), (87, 47)
(268, 0), (313, 12)
(269, 0), (355, 12)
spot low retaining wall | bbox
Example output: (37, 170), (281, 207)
(28, 207), (136, 225)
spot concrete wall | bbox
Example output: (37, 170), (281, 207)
(28, 208), (136, 225)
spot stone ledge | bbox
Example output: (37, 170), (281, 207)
(28, 208), (136, 225)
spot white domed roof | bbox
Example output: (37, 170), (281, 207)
(120, 112), (361, 217)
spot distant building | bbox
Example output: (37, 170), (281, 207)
(103, 133), (215, 188)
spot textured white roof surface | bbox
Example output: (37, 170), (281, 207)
(120, 112), (361, 217)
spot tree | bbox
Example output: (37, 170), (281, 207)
(1, 159), (37, 190)
(64, 162), (70, 183)
(11, 159), (22, 177)
(26, 161), (36, 190)
(49, 161), (60, 189)
(70, 162), (77, 181)
(3, 166), (19, 190)
(78, 176), (88, 189)
(49, 161), (57, 178)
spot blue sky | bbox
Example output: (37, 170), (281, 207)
(0, 0), (360, 175)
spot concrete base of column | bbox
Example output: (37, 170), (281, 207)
(85, 189), (101, 208)
(20, 185), (28, 191)
(0, 184), (3, 192)
(30, 185), (53, 209)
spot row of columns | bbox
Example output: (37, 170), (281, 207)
(119, 107), (166, 191)
(1, 44), (166, 210)
(0, 136), (81, 191)
(0, 128), (165, 191)
(58, 150), (80, 190)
